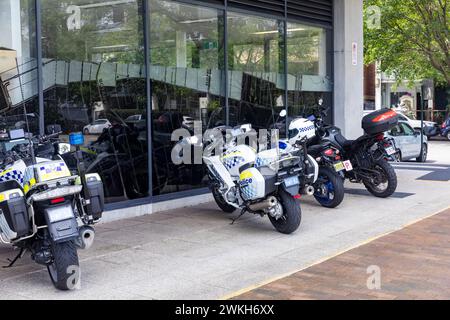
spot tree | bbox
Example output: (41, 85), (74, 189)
(364, 0), (450, 86)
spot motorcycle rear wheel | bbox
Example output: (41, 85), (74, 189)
(47, 241), (80, 291)
(212, 188), (236, 213)
(269, 189), (301, 234)
(363, 160), (397, 198)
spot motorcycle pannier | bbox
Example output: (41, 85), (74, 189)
(362, 108), (399, 135)
(85, 174), (105, 220)
(0, 181), (29, 238)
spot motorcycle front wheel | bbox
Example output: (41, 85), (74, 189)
(363, 160), (397, 198)
(313, 166), (345, 208)
(212, 188), (236, 213)
(47, 241), (80, 291)
(269, 189), (301, 234)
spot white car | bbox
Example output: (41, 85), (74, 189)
(83, 119), (111, 135)
(385, 122), (428, 162)
(396, 112), (439, 138)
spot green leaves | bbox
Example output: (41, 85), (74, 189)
(364, 0), (450, 86)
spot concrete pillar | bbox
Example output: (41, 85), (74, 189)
(375, 61), (382, 110)
(0, 0), (22, 55)
(333, 0), (364, 138)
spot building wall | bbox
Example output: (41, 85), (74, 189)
(0, 0), (364, 216)
(333, 0), (364, 139)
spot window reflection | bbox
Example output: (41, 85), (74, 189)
(41, 0), (148, 203)
(227, 12), (285, 131)
(150, 0), (225, 195)
(0, 0), (39, 135)
(287, 22), (331, 118)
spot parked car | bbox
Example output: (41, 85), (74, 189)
(385, 122), (428, 162)
(396, 112), (440, 139)
(125, 114), (143, 123)
(83, 119), (112, 135)
(441, 117), (450, 141)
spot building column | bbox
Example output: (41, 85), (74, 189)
(333, 0), (364, 138)
(0, 0), (22, 55)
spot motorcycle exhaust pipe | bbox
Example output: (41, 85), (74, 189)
(303, 186), (315, 196)
(77, 226), (95, 250)
(248, 196), (278, 212)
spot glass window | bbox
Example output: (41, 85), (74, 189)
(227, 12), (285, 132)
(0, 0), (39, 135)
(286, 22), (331, 119)
(150, 0), (225, 196)
(41, 0), (148, 204)
(400, 123), (414, 136)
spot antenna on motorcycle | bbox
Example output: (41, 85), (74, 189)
(15, 58), (36, 165)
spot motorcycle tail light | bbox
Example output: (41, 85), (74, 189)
(376, 133), (385, 141)
(50, 197), (65, 204)
(442, 123), (446, 129)
(324, 149), (334, 156)
(335, 155), (341, 161)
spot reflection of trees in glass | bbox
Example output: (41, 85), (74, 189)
(42, 0), (143, 64)
(287, 24), (323, 76)
(149, 0), (220, 69)
(227, 14), (282, 73)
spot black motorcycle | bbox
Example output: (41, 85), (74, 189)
(309, 107), (399, 198)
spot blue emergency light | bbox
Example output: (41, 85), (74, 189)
(69, 132), (84, 146)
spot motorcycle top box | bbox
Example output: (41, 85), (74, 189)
(362, 108), (399, 135)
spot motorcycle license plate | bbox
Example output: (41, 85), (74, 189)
(333, 162), (345, 172)
(343, 160), (353, 171)
(283, 176), (299, 188)
(385, 146), (396, 156)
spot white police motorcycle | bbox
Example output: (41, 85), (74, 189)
(203, 128), (303, 234)
(0, 129), (104, 290)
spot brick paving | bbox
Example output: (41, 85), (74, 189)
(234, 208), (450, 300)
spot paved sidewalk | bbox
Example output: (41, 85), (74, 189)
(0, 141), (449, 299)
(234, 208), (450, 300)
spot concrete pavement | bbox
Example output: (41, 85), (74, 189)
(0, 141), (449, 300)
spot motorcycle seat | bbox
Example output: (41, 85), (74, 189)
(335, 134), (354, 150)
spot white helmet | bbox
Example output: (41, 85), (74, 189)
(288, 118), (316, 145)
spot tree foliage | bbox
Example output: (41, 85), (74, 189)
(364, 0), (450, 86)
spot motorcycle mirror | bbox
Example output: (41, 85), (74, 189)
(279, 110), (287, 118)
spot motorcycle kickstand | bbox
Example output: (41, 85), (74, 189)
(231, 209), (247, 225)
(3, 248), (26, 268)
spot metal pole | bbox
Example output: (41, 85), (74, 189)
(224, 0), (229, 126)
(35, 0), (44, 136)
(421, 95), (424, 157)
(143, 0), (153, 198)
(284, 0), (288, 138)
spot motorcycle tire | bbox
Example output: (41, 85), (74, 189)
(363, 160), (397, 198)
(313, 166), (345, 208)
(212, 188), (236, 213)
(269, 189), (301, 235)
(47, 241), (80, 291)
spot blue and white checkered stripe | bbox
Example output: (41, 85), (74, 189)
(241, 183), (257, 200)
(0, 170), (24, 185)
(222, 156), (245, 170)
(255, 157), (272, 168)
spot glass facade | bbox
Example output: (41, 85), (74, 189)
(0, 0), (333, 208)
